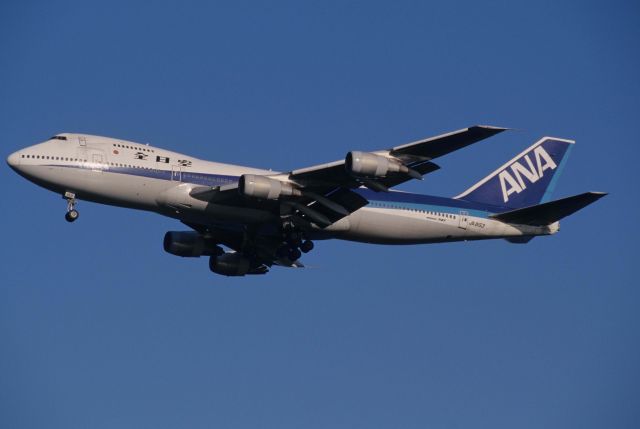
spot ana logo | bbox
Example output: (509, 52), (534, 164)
(499, 145), (557, 202)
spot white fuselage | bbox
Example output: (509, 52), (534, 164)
(7, 134), (555, 244)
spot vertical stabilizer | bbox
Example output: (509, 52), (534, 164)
(454, 137), (574, 209)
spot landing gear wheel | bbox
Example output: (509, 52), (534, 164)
(287, 247), (302, 261)
(300, 240), (314, 253)
(65, 209), (79, 223)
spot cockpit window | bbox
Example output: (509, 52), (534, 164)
(50, 135), (68, 141)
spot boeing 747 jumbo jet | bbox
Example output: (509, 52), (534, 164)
(7, 126), (605, 276)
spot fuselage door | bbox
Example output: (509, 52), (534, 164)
(458, 210), (469, 229)
(91, 152), (106, 171)
(171, 165), (182, 181)
(78, 136), (87, 146)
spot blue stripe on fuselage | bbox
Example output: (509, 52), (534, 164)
(355, 189), (505, 216)
(49, 163), (507, 215)
(49, 163), (239, 187)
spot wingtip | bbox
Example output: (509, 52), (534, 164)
(475, 125), (511, 131)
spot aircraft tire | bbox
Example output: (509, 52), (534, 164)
(288, 248), (302, 261)
(300, 240), (314, 253)
(65, 210), (79, 222)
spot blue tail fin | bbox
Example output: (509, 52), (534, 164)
(454, 137), (574, 209)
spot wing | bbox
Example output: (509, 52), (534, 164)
(188, 182), (369, 229)
(388, 125), (508, 161)
(289, 125), (507, 192)
(189, 125), (507, 230)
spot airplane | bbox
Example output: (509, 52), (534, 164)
(6, 126), (606, 276)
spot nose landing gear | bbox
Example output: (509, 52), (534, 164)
(63, 191), (79, 223)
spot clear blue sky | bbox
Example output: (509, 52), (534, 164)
(1, 1), (638, 428)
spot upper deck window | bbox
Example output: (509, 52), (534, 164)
(51, 135), (68, 141)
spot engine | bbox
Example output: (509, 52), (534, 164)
(209, 252), (251, 276)
(345, 151), (410, 178)
(163, 231), (222, 257)
(239, 174), (302, 200)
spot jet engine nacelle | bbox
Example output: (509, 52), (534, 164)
(163, 231), (222, 257)
(239, 174), (302, 200)
(209, 252), (251, 276)
(345, 151), (409, 178)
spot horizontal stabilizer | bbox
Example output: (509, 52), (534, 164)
(491, 192), (607, 226)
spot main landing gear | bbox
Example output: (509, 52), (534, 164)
(63, 191), (79, 223)
(276, 219), (314, 261)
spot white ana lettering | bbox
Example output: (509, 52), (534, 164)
(534, 145), (557, 175)
(499, 145), (558, 202)
(511, 154), (540, 188)
(499, 170), (522, 203)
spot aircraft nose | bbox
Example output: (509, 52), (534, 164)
(6, 151), (21, 169)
